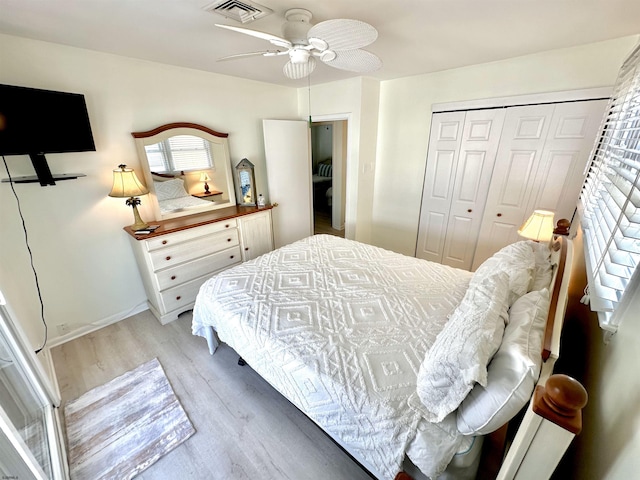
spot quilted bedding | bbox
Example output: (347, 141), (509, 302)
(192, 234), (474, 479)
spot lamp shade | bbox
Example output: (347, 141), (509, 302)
(199, 172), (211, 182)
(518, 210), (555, 242)
(109, 164), (149, 198)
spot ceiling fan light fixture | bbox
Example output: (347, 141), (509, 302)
(290, 48), (310, 64)
(283, 56), (316, 79)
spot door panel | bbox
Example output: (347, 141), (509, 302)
(440, 109), (505, 269)
(472, 105), (554, 269)
(415, 112), (464, 263)
(263, 119), (313, 249)
(526, 99), (608, 222)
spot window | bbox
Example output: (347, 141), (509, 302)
(578, 43), (640, 334)
(144, 135), (214, 173)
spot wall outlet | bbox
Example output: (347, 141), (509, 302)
(57, 323), (69, 335)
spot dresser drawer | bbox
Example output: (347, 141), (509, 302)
(145, 219), (238, 251)
(159, 275), (210, 313)
(154, 246), (241, 291)
(149, 229), (239, 271)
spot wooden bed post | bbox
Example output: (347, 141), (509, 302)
(496, 374), (587, 480)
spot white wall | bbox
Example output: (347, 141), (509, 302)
(558, 229), (640, 480)
(298, 77), (380, 242)
(372, 35), (640, 255)
(0, 34), (297, 348)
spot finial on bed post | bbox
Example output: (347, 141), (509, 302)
(553, 219), (571, 236)
(533, 374), (588, 435)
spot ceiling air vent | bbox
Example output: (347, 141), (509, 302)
(203, 0), (273, 24)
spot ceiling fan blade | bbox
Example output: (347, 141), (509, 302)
(215, 24), (292, 49)
(283, 57), (317, 80)
(217, 50), (286, 62)
(321, 49), (382, 73)
(307, 19), (378, 51)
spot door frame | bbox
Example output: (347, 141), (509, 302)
(432, 87), (612, 113)
(310, 113), (352, 238)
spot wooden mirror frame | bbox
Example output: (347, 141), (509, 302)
(131, 122), (237, 221)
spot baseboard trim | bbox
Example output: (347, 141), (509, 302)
(46, 302), (149, 349)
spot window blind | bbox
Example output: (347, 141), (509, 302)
(578, 43), (640, 333)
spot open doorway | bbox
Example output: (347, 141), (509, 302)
(311, 120), (346, 238)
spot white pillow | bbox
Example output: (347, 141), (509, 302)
(529, 241), (554, 292)
(416, 272), (510, 423)
(456, 288), (550, 435)
(471, 241), (535, 307)
(154, 178), (189, 201)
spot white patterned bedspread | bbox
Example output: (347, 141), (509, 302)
(192, 235), (473, 479)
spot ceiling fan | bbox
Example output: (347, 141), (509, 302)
(216, 8), (382, 80)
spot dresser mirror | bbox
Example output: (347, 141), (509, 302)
(132, 123), (237, 221)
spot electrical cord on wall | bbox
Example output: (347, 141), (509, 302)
(2, 156), (48, 354)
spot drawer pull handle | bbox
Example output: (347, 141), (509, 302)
(162, 240), (168, 245)
(176, 295), (181, 301)
(225, 224), (230, 228)
(245, 247), (249, 251)
(230, 255), (235, 259)
(497, 213), (502, 217)
(467, 209), (472, 213)
(166, 256), (171, 261)
(227, 238), (232, 242)
(171, 275), (176, 280)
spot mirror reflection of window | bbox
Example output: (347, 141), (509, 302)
(144, 135), (214, 173)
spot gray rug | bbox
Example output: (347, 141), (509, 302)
(64, 358), (195, 480)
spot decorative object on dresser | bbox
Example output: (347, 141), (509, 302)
(235, 158), (257, 206)
(108, 164), (150, 231)
(125, 205), (274, 325)
(131, 123), (237, 221)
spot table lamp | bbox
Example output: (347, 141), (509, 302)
(200, 172), (211, 194)
(109, 164), (149, 230)
(517, 210), (555, 243)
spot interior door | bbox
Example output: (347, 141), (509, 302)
(416, 112), (464, 263)
(526, 99), (608, 221)
(472, 104), (554, 270)
(441, 108), (506, 269)
(263, 119), (313, 248)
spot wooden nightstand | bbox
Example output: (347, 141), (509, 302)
(193, 191), (223, 201)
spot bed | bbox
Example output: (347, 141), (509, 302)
(192, 231), (575, 479)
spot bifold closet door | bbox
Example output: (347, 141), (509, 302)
(416, 109), (505, 270)
(471, 99), (608, 269)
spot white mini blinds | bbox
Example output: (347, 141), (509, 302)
(579, 43), (640, 334)
(144, 135), (214, 173)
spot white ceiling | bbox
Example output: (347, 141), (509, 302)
(1, 0), (639, 87)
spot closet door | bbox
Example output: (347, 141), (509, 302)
(472, 104), (554, 270)
(415, 112), (464, 264)
(472, 99), (608, 269)
(416, 109), (505, 269)
(526, 99), (608, 221)
(440, 109), (505, 269)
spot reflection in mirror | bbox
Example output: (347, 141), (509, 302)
(132, 123), (237, 221)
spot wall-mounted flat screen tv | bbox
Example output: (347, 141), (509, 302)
(0, 84), (95, 186)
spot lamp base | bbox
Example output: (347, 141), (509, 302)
(129, 201), (149, 231)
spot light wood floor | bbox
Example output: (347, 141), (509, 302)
(50, 310), (372, 480)
(314, 208), (345, 237)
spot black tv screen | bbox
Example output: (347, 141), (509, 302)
(0, 84), (95, 185)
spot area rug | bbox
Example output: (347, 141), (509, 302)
(64, 358), (195, 480)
